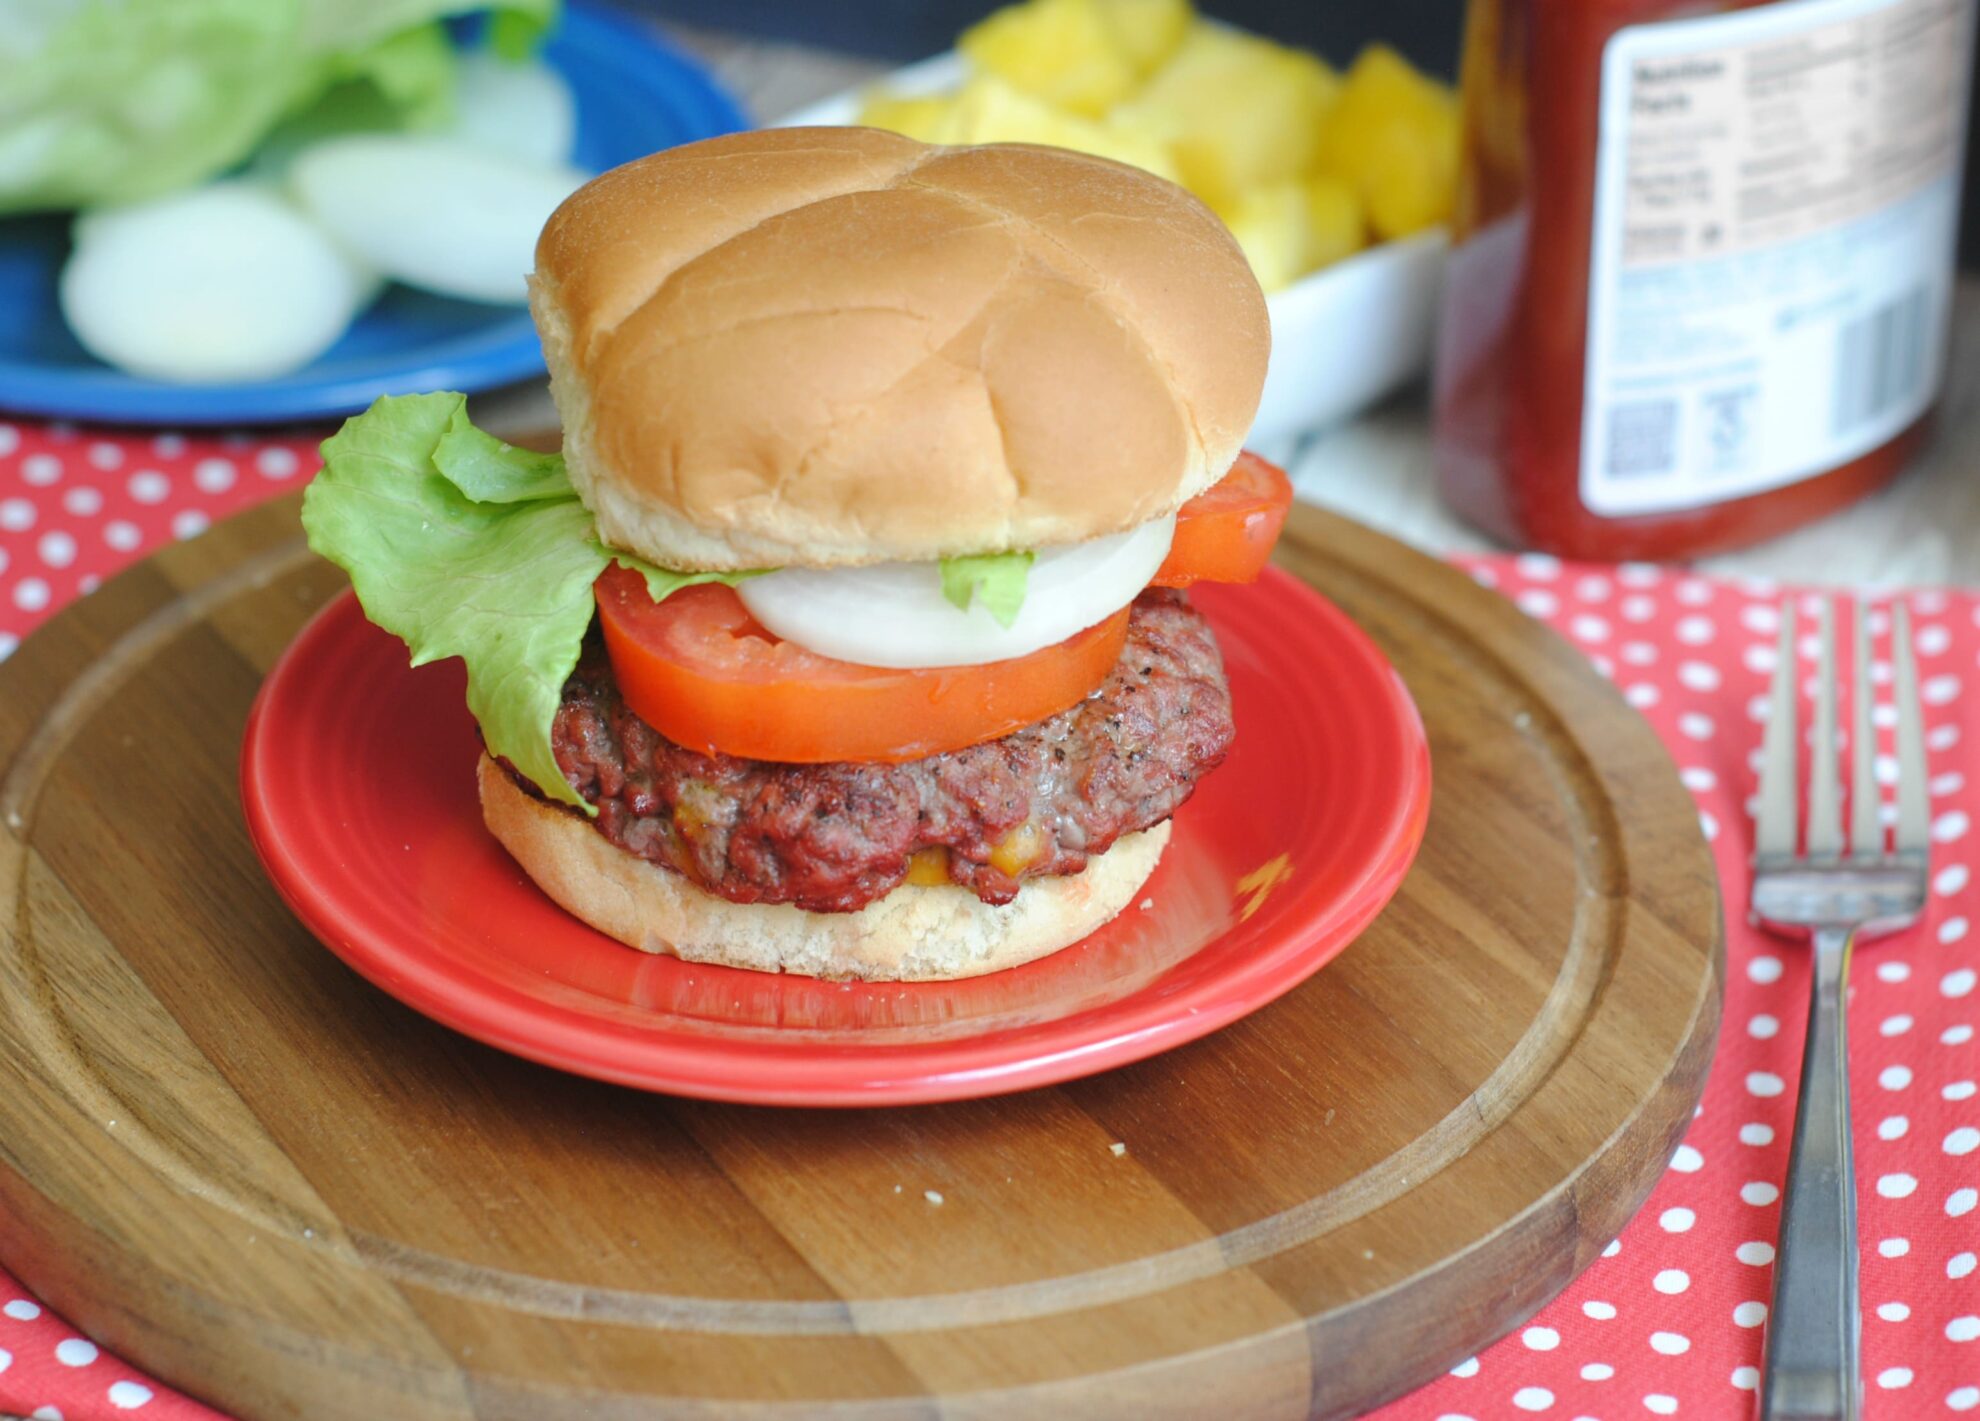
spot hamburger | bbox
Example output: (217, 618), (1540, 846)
(302, 126), (1290, 982)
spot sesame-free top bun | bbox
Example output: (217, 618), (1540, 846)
(478, 755), (1170, 982)
(531, 127), (1270, 570)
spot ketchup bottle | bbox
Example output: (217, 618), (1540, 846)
(1433, 0), (1975, 561)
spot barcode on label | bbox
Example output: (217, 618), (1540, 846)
(1832, 287), (1931, 436)
(1605, 399), (1679, 479)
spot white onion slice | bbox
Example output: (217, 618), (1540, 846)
(289, 135), (584, 304)
(450, 54), (578, 168)
(62, 182), (377, 382)
(737, 516), (1177, 669)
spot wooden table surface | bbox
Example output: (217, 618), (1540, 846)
(472, 19), (1980, 590)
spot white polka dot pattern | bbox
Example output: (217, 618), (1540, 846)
(1404, 562), (1980, 1421)
(0, 441), (1977, 1421)
(51, 1339), (95, 1368)
(0, 423), (319, 1420)
(0, 425), (319, 667)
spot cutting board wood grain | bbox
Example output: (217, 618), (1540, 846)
(0, 493), (1723, 1420)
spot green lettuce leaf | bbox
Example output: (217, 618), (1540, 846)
(0, 0), (557, 214)
(302, 392), (753, 811)
(320, 21), (460, 131)
(431, 408), (572, 503)
(488, 7), (555, 60)
(940, 551), (1034, 628)
(303, 392), (599, 810)
(604, 547), (768, 604)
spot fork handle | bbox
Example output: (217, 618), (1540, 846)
(1760, 925), (1861, 1421)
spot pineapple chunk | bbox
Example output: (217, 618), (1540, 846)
(1097, 0), (1193, 77)
(1317, 44), (1459, 239)
(931, 75), (1180, 183)
(1214, 183), (1309, 294)
(1111, 24), (1340, 210)
(1304, 174), (1366, 271)
(959, 0), (1138, 117)
(855, 90), (955, 144)
(1215, 176), (1366, 293)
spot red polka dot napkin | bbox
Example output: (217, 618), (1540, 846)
(0, 422), (319, 658)
(1403, 554), (1979, 1421)
(0, 421), (1976, 1420)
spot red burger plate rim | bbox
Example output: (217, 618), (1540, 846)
(240, 568), (1431, 1106)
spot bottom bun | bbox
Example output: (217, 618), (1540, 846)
(477, 755), (1170, 982)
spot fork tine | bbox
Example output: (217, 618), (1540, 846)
(1755, 601), (1800, 859)
(1807, 599), (1843, 857)
(1851, 599), (1882, 856)
(1893, 601), (1931, 855)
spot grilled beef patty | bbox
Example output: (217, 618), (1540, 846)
(541, 588), (1233, 913)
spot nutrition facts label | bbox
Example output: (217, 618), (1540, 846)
(1580, 0), (1972, 516)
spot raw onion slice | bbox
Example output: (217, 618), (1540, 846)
(737, 515), (1176, 669)
(450, 54), (577, 167)
(61, 182), (376, 383)
(289, 135), (584, 304)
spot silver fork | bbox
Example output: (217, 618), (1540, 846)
(1753, 598), (1930, 1421)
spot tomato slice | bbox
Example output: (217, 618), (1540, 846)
(594, 567), (1130, 764)
(593, 451), (1287, 764)
(1154, 451), (1294, 588)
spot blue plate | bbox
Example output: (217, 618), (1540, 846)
(0, 5), (748, 427)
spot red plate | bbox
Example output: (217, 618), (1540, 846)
(240, 569), (1430, 1106)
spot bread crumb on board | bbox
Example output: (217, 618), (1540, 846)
(924, 1189), (945, 1206)
(1109, 1141), (1127, 1157)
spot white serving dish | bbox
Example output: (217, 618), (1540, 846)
(777, 51), (1448, 445)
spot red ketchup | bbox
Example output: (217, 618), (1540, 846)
(1433, 0), (1973, 560)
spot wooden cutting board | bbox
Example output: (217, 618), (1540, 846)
(0, 494), (1722, 1421)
